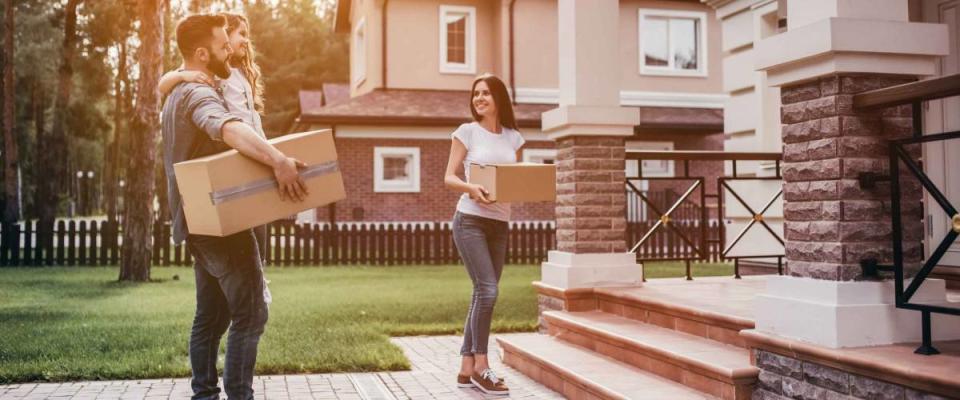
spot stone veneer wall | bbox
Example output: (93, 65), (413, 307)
(556, 136), (628, 253)
(780, 74), (924, 281)
(753, 350), (954, 400)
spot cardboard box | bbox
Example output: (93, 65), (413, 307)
(468, 163), (556, 202)
(174, 129), (345, 237)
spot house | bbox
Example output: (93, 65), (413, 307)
(292, 0), (728, 223)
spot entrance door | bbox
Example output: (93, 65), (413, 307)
(922, 0), (960, 266)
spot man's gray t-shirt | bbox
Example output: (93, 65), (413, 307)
(161, 82), (241, 244)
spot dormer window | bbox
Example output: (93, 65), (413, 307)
(439, 5), (476, 74)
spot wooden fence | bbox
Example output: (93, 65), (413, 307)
(0, 219), (558, 267)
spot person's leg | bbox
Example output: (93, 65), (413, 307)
(452, 212), (493, 376)
(187, 238), (232, 400)
(217, 230), (270, 400)
(473, 219), (509, 374)
(452, 214), (500, 356)
(253, 224), (268, 264)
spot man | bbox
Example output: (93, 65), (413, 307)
(161, 14), (306, 400)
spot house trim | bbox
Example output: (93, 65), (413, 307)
(512, 87), (727, 109)
(353, 18), (367, 86)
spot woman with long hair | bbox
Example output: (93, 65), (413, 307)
(159, 12), (271, 297)
(443, 73), (523, 396)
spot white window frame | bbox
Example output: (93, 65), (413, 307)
(353, 18), (367, 86)
(625, 141), (674, 178)
(438, 5), (477, 75)
(522, 149), (557, 164)
(373, 147), (421, 193)
(637, 9), (708, 77)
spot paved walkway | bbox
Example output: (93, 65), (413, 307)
(0, 335), (563, 400)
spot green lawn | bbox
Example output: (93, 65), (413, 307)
(0, 261), (731, 383)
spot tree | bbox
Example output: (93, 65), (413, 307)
(120, 0), (164, 281)
(36, 0), (81, 252)
(2, 0), (18, 224)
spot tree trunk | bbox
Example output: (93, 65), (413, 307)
(120, 0), (164, 282)
(40, 0), (81, 234)
(3, 0), (19, 223)
(33, 81), (52, 256)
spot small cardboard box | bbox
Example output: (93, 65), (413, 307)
(468, 163), (556, 202)
(174, 129), (345, 237)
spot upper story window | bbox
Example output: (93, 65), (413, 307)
(638, 9), (707, 77)
(439, 5), (476, 74)
(353, 18), (366, 85)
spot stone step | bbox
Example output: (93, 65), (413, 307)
(497, 333), (714, 400)
(543, 310), (758, 400)
(592, 285), (755, 348)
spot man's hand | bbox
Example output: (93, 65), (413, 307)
(273, 156), (309, 202)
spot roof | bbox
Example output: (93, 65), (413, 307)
(322, 83), (351, 106)
(297, 88), (723, 131)
(299, 89), (554, 128)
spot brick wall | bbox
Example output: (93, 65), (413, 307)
(753, 350), (952, 400)
(779, 75), (923, 281)
(556, 136), (628, 253)
(316, 137), (556, 222)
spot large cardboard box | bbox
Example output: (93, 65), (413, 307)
(468, 163), (556, 202)
(174, 129), (345, 237)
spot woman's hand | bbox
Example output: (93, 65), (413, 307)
(468, 184), (493, 204)
(181, 70), (214, 86)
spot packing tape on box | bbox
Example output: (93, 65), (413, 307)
(208, 160), (339, 205)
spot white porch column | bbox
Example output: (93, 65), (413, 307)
(539, 0), (642, 289)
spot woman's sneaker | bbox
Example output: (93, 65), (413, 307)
(471, 369), (509, 395)
(457, 374), (474, 388)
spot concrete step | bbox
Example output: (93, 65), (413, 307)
(543, 310), (757, 400)
(497, 333), (714, 400)
(592, 284), (756, 348)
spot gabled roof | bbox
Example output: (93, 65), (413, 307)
(299, 89), (554, 128)
(297, 88), (723, 131)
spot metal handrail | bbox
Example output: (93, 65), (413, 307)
(853, 73), (960, 356)
(853, 73), (960, 110)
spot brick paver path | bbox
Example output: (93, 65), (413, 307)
(0, 335), (563, 400)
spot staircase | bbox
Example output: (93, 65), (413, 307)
(497, 282), (759, 400)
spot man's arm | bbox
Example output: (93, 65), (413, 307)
(221, 121), (308, 202)
(185, 85), (308, 202)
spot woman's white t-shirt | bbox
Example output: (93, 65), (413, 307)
(221, 67), (265, 139)
(452, 122), (525, 222)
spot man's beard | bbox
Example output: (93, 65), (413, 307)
(207, 54), (231, 79)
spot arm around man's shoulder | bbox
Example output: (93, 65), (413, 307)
(181, 83), (239, 142)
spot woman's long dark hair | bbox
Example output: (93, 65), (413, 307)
(470, 73), (518, 131)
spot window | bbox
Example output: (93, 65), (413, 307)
(522, 149), (556, 164)
(439, 5), (476, 74)
(353, 18), (366, 85)
(374, 147), (420, 192)
(625, 141), (674, 178)
(638, 9), (707, 77)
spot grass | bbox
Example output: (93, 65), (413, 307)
(0, 261), (731, 383)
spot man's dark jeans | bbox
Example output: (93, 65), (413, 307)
(186, 229), (269, 400)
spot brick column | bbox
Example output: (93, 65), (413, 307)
(780, 74), (923, 281)
(555, 136), (627, 254)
